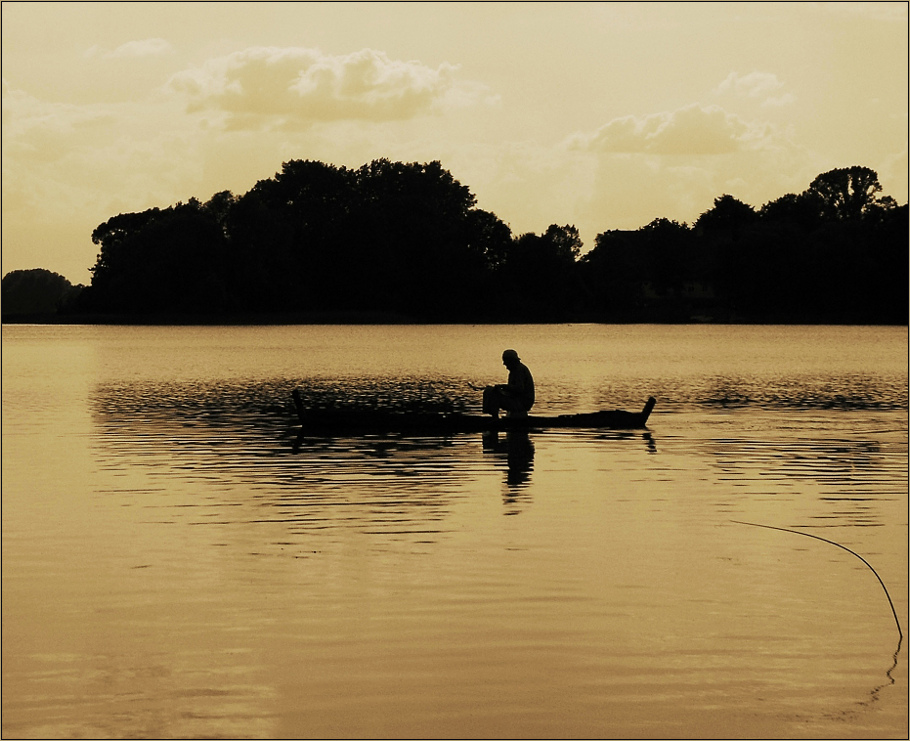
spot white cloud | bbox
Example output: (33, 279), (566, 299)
(2, 79), (208, 280)
(84, 38), (174, 59)
(878, 146), (909, 203)
(2, 79), (114, 159)
(572, 104), (762, 156)
(109, 38), (174, 58)
(563, 102), (821, 232)
(821, 2), (908, 23)
(761, 93), (797, 108)
(167, 46), (491, 129)
(716, 71), (796, 109)
(454, 140), (594, 234)
(717, 71), (785, 99)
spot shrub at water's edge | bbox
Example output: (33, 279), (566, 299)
(5, 161), (907, 324)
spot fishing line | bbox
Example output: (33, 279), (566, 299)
(731, 520), (903, 640)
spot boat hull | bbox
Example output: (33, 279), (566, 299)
(292, 392), (656, 435)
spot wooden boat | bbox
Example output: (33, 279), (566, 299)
(292, 390), (656, 435)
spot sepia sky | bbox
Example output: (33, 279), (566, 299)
(2, 1), (908, 284)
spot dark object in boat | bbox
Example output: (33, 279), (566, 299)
(291, 390), (656, 435)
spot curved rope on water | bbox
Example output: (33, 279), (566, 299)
(731, 520), (903, 640)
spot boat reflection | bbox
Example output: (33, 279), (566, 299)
(644, 432), (657, 453)
(89, 378), (661, 529)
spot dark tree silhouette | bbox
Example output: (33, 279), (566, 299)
(226, 160), (354, 312)
(2, 269), (82, 316)
(346, 159), (484, 317)
(758, 192), (824, 229)
(582, 168), (906, 323)
(66, 158), (907, 324)
(695, 194), (757, 235)
(79, 158), (516, 320)
(578, 229), (644, 318)
(807, 166), (885, 220)
(579, 219), (699, 321)
(85, 201), (228, 313)
(493, 225), (583, 320)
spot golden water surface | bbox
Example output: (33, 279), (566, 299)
(2, 324), (907, 739)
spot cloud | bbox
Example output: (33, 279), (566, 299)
(167, 46), (490, 129)
(562, 101), (820, 233)
(449, 140), (595, 234)
(2, 78), (114, 159)
(85, 38), (174, 59)
(878, 146), (909, 203)
(2, 79), (209, 281)
(761, 93), (796, 108)
(571, 104), (760, 156)
(575, 144), (820, 234)
(716, 71), (795, 108)
(821, 2), (908, 23)
(717, 71), (781, 99)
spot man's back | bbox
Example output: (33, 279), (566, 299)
(508, 361), (535, 410)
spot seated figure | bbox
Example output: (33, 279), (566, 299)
(483, 349), (535, 418)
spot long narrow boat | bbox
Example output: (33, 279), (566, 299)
(291, 390), (656, 435)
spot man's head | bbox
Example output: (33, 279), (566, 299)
(502, 349), (520, 367)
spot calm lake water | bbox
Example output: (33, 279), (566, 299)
(2, 324), (907, 739)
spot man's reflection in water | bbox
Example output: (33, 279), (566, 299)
(482, 430), (535, 513)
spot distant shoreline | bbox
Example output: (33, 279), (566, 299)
(1, 311), (417, 326)
(3, 312), (906, 327)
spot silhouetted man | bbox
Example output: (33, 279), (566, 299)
(483, 349), (535, 418)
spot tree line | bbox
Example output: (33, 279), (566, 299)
(5, 160), (907, 323)
(1, 268), (83, 317)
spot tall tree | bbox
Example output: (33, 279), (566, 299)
(86, 202), (228, 313)
(694, 194), (757, 235)
(807, 166), (884, 220)
(759, 192), (823, 229)
(493, 224), (584, 320)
